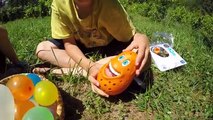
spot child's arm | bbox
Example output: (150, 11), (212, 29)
(63, 38), (95, 72)
(63, 38), (109, 97)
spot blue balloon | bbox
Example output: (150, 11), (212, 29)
(27, 73), (41, 86)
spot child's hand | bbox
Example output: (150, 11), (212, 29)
(88, 63), (109, 97)
(124, 33), (150, 76)
(90, 82), (109, 97)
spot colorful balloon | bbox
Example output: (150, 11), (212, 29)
(15, 100), (35, 120)
(34, 80), (58, 106)
(6, 75), (34, 101)
(27, 73), (41, 86)
(23, 106), (54, 120)
(0, 84), (15, 120)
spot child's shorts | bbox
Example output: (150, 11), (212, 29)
(49, 39), (132, 58)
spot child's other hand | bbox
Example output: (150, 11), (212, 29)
(124, 33), (150, 76)
(90, 82), (109, 97)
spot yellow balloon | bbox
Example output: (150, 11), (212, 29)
(34, 80), (58, 106)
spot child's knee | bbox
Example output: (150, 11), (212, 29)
(35, 41), (57, 59)
(35, 41), (48, 57)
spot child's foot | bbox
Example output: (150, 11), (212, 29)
(51, 68), (87, 77)
(31, 62), (54, 74)
(32, 67), (52, 74)
(33, 67), (87, 77)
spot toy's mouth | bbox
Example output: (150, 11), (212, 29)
(105, 62), (120, 77)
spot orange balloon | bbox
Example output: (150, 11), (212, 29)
(15, 100), (35, 120)
(97, 51), (137, 95)
(6, 75), (34, 101)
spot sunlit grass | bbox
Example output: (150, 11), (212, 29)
(129, 12), (213, 119)
(3, 11), (212, 120)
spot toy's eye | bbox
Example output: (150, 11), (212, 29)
(118, 55), (125, 60)
(122, 60), (130, 66)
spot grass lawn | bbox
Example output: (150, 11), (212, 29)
(3, 11), (213, 120)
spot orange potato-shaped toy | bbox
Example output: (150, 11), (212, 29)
(97, 51), (137, 95)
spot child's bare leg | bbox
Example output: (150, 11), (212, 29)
(33, 40), (77, 73)
(34, 40), (115, 76)
(50, 56), (114, 76)
(36, 41), (75, 68)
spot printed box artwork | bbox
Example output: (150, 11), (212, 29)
(150, 43), (187, 71)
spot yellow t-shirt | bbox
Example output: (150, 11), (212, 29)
(51, 0), (135, 48)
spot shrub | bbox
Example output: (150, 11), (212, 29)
(0, 6), (24, 22)
(120, 0), (212, 49)
(0, 0), (51, 23)
(199, 15), (213, 47)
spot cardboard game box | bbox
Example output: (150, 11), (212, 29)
(150, 43), (187, 71)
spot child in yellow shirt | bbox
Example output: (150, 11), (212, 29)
(34, 0), (151, 97)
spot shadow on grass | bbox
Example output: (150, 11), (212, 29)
(59, 88), (85, 120)
(203, 37), (213, 49)
(105, 68), (154, 103)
